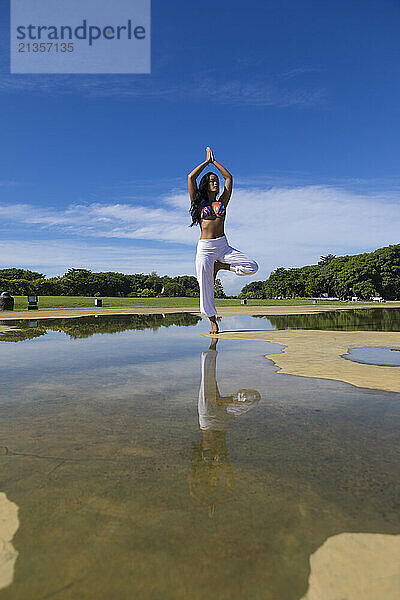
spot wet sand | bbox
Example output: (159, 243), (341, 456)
(300, 532), (400, 600)
(0, 492), (19, 590)
(205, 329), (400, 394)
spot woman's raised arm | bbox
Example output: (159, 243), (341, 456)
(212, 155), (233, 206)
(187, 147), (212, 201)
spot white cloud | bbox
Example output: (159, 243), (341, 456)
(0, 184), (399, 293)
(0, 239), (196, 279)
(0, 181), (19, 187)
(278, 66), (322, 80)
(0, 74), (324, 107)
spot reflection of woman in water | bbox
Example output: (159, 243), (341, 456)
(188, 147), (259, 334)
(189, 338), (260, 516)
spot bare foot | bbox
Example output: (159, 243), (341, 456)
(209, 337), (219, 350)
(209, 316), (219, 335)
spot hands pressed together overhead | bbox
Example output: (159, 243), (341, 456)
(206, 146), (215, 163)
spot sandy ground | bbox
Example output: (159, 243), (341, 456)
(300, 533), (400, 600)
(0, 492), (19, 590)
(204, 328), (400, 394)
(1, 301), (400, 320)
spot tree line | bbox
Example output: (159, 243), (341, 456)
(2, 243), (399, 300)
(0, 268), (226, 298)
(239, 244), (400, 300)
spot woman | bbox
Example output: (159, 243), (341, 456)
(188, 147), (259, 334)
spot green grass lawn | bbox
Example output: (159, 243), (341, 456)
(7, 296), (391, 311)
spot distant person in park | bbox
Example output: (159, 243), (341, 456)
(188, 147), (259, 334)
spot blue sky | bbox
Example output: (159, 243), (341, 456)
(1, 0), (399, 294)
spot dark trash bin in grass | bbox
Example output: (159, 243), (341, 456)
(27, 295), (38, 310)
(0, 292), (14, 311)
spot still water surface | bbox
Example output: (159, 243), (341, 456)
(0, 312), (399, 599)
(343, 347), (400, 367)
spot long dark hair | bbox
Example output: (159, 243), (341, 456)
(189, 172), (218, 227)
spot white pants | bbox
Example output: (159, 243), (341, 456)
(198, 350), (261, 430)
(195, 234), (258, 317)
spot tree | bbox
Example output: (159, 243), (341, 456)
(0, 268), (45, 281)
(92, 272), (131, 297)
(0, 276), (46, 295)
(59, 268), (95, 296)
(239, 280), (265, 299)
(352, 280), (375, 299)
(318, 254), (336, 265)
(214, 278), (225, 298)
(138, 288), (156, 297)
(163, 282), (186, 297)
(170, 275), (199, 297)
(245, 244), (400, 301)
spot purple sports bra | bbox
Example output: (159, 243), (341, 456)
(200, 202), (226, 219)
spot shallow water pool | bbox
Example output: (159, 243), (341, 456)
(0, 314), (399, 599)
(343, 346), (400, 366)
